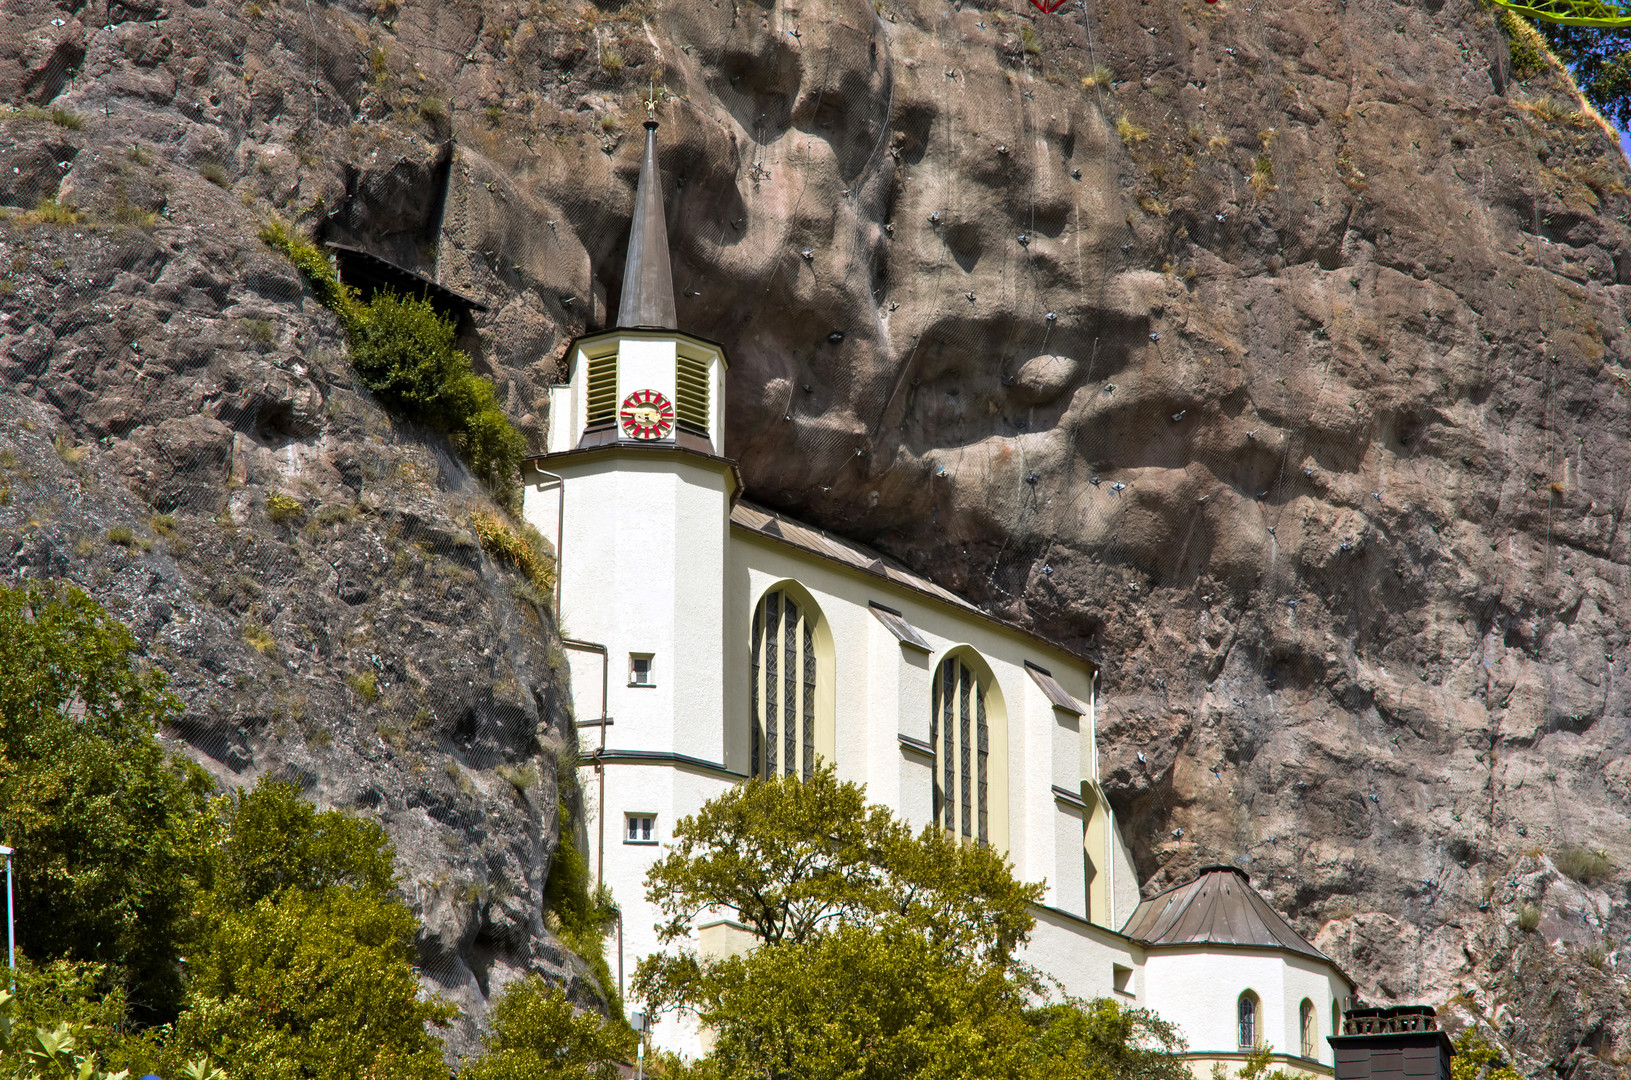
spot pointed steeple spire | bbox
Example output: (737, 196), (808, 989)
(616, 119), (677, 330)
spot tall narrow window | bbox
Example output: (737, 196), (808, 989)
(1300, 999), (1316, 1059)
(1238, 992), (1258, 1051)
(752, 588), (824, 780)
(585, 352), (618, 425)
(675, 352), (710, 436)
(932, 657), (990, 843)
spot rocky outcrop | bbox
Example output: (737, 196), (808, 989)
(4, 0), (1630, 1071)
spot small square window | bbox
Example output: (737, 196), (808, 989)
(625, 814), (656, 844)
(629, 654), (654, 686)
(1112, 964), (1134, 995)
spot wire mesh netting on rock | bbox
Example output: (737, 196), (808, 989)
(3, 0), (1631, 1072)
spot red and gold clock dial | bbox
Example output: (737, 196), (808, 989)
(619, 389), (675, 440)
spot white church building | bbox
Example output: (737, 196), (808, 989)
(520, 118), (1355, 1077)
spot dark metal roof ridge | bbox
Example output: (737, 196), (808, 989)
(731, 500), (1096, 668)
(870, 602), (933, 650)
(1052, 784), (1088, 810)
(1195, 863), (1251, 880)
(523, 443), (744, 501)
(548, 326), (732, 385)
(897, 733), (934, 756)
(1030, 900), (1143, 947)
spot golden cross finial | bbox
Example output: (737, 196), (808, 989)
(646, 80), (658, 118)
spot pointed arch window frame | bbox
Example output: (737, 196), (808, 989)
(750, 582), (835, 782)
(929, 648), (1008, 853)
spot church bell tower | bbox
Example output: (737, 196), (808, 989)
(538, 118), (728, 458)
(521, 114), (737, 837)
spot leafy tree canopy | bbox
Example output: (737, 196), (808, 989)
(0, 581), (212, 1022)
(635, 767), (1188, 1080)
(459, 976), (632, 1080)
(173, 886), (454, 1080)
(166, 778), (454, 1080)
(1451, 1029), (1522, 1080)
(640, 764), (1040, 961)
(200, 779), (397, 908)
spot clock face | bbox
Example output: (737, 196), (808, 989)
(619, 389), (675, 440)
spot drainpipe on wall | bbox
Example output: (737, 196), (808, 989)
(561, 639), (610, 888)
(531, 469), (566, 615)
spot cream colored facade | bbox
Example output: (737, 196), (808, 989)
(518, 123), (1353, 1068)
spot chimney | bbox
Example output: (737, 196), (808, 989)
(1329, 1005), (1454, 1080)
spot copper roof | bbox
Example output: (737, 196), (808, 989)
(1119, 865), (1331, 962)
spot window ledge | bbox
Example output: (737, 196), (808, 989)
(624, 839), (660, 846)
(627, 682), (657, 689)
(897, 733), (934, 758)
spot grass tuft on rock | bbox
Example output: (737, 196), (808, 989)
(1553, 845), (1613, 884)
(259, 221), (526, 511)
(470, 511), (554, 593)
(347, 671), (380, 704)
(1502, 10), (1552, 81)
(243, 624), (276, 654)
(266, 492), (305, 523)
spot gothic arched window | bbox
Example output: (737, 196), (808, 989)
(932, 655), (994, 844)
(1238, 991), (1259, 1051)
(750, 588), (828, 780)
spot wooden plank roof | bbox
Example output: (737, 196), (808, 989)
(1119, 865), (1331, 962)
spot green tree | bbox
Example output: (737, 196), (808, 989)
(200, 778), (397, 906)
(459, 976), (631, 1080)
(172, 888), (452, 1080)
(1451, 1030), (1522, 1080)
(170, 779), (455, 1080)
(0, 582), (212, 1022)
(634, 767), (1188, 1080)
(1031, 1000), (1190, 1080)
(639, 764), (1037, 959)
(347, 290), (525, 509)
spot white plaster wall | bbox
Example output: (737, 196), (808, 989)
(546, 383), (574, 452)
(528, 430), (1352, 1066)
(1053, 801), (1088, 920)
(1022, 908), (1145, 1003)
(617, 336), (677, 411)
(522, 453), (731, 769)
(1109, 809), (1141, 922)
(727, 531), (1096, 895)
(593, 761), (738, 1058)
(1140, 949), (1351, 1067)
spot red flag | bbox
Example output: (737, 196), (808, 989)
(1029, 0), (1069, 12)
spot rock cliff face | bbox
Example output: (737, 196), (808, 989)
(4, 0), (1631, 1072)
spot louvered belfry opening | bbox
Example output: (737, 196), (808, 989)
(674, 352), (709, 436)
(585, 352), (618, 426)
(751, 590), (818, 781)
(932, 657), (989, 844)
